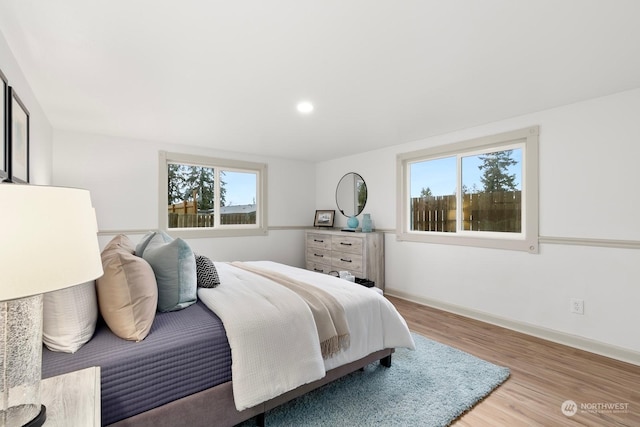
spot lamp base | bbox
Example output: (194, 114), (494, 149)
(0, 404), (46, 427)
(23, 405), (46, 427)
(1, 295), (46, 427)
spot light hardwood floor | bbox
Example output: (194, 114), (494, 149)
(387, 296), (640, 427)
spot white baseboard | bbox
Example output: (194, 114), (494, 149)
(386, 288), (640, 367)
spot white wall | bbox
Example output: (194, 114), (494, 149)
(52, 130), (316, 266)
(316, 88), (640, 361)
(0, 29), (53, 184)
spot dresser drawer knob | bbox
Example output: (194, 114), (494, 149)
(314, 239), (324, 243)
(340, 258), (352, 263)
(314, 253), (324, 258)
(340, 242), (352, 246)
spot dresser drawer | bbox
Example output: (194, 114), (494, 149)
(306, 261), (332, 274)
(307, 233), (332, 250)
(331, 235), (363, 255)
(306, 247), (331, 264)
(331, 252), (363, 274)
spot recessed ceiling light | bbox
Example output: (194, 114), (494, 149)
(297, 101), (314, 114)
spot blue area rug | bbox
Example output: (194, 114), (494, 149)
(243, 333), (509, 426)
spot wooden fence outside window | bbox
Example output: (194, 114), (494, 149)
(411, 191), (521, 233)
(168, 212), (256, 228)
(167, 192), (256, 228)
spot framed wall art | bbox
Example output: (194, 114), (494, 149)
(313, 209), (335, 228)
(8, 86), (29, 183)
(0, 69), (7, 181)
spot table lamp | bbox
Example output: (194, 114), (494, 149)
(0, 184), (103, 427)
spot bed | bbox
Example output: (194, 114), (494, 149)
(42, 259), (414, 427)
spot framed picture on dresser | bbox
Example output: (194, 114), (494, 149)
(0, 69), (7, 181)
(8, 86), (29, 183)
(313, 209), (335, 227)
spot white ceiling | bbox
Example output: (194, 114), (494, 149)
(1, 0), (639, 162)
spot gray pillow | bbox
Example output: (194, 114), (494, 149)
(135, 230), (172, 257)
(142, 233), (197, 312)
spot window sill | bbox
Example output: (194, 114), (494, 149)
(396, 231), (538, 253)
(165, 226), (268, 239)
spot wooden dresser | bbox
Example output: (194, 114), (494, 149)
(305, 229), (385, 291)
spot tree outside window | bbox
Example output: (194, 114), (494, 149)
(160, 151), (267, 238)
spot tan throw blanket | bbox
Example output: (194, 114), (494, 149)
(231, 261), (350, 358)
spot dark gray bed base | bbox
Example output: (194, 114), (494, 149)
(108, 348), (393, 427)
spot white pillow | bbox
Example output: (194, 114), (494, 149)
(43, 280), (98, 353)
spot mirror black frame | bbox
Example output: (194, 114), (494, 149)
(336, 172), (367, 217)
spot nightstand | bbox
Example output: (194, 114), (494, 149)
(40, 366), (101, 427)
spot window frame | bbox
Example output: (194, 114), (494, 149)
(159, 151), (268, 238)
(396, 126), (539, 253)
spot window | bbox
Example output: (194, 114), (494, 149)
(397, 126), (539, 252)
(159, 151), (268, 238)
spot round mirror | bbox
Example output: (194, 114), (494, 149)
(336, 172), (367, 217)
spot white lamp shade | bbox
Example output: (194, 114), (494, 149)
(0, 185), (104, 301)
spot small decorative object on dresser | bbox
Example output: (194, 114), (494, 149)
(313, 209), (335, 227)
(361, 213), (373, 232)
(305, 229), (385, 292)
(345, 215), (359, 231)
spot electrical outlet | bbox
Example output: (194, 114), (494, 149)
(570, 298), (584, 315)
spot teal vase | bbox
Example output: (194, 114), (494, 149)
(362, 213), (372, 232)
(347, 216), (359, 229)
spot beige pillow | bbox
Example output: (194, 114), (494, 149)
(96, 235), (158, 341)
(103, 233), (136, 254)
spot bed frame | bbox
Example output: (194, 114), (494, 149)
(109, 348), (393, 427)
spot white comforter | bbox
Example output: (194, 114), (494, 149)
(198, 261), (415, 411)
